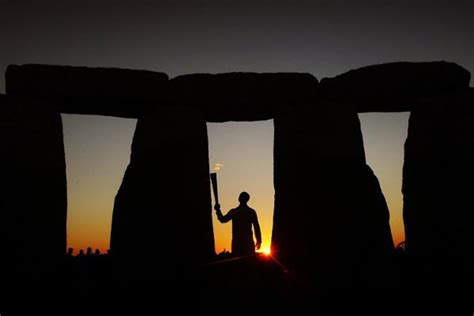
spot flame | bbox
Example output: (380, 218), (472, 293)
(213, 163), (223, 172)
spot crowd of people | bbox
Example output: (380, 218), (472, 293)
(66, 247), (109, 258)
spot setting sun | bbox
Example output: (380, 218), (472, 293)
(262, 248), (271, 256)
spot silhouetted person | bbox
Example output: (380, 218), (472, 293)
(94, 249), (101, 256)
(67, 247), (74, 257)
(214, 192), (262, 256)
(86, 247), (93, 256)
(78, 249), (85, 257)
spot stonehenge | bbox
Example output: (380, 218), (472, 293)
(403, 88), (474, 288)
(110, 107), (215, 279)
(272, 102), (395, 288)
(320, 61), (470, 112)
(169, 72), (318, 122)
(5, 64), (169, 118)
(0, 94), (67, 280)
(2, 61), (472, 289)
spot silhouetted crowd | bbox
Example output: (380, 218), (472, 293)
(66, 246), (109, 258)
(61, 246), (113, 293)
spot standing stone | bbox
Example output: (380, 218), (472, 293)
(0, 95), (67, 280)
(272, 102), (395, 289)
(110, 107), (214, 280)
(403, 89), (474, 290)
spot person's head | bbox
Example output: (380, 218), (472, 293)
(238, 192), (250, 205)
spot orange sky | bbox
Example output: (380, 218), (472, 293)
(64, 114), (408, 255)
(1, 0), (471, 257)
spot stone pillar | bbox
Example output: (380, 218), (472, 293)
(272, 103), (395, 289)
(403, 90), (474, 289)
(0, 95), (67, 280)
(110, 107), (215, 280)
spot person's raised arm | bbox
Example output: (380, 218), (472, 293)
(214, 203), (232, 223)
(253, 212), (262, 250)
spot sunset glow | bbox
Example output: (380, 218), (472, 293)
(208, 121), (275, 255)
(2, 1), (472, 310)
(63, 116), (408, 255)
(1, 0), (472, 263)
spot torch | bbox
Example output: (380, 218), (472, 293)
(210, 172), (219, 205)
(210, 163), (222, 205)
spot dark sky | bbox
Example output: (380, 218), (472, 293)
(1, 0), (473, 80)
(1, 0), (472, 252)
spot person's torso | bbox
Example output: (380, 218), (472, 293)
(230, 206), (255, 242)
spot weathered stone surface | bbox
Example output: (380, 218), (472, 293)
(272, 103), (395, 289)
(169, 72), (319, 122)
(110, 107), (215, 279)
(403, 88), (474, 287)
(5, 62), (471, 118)
(0, 94), (67, 279)
(320, 61), (471, 112)
(6, 64), (169, 118)
(6, 65), (320, 121)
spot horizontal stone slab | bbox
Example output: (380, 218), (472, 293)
(6, 64), (169, 117)
(410, 87), (474, 112)
(6, 65), (319, 120)
(5, 62), (472, 119)
(320, 61), (471, 112)
(169, 72), (319, 122)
